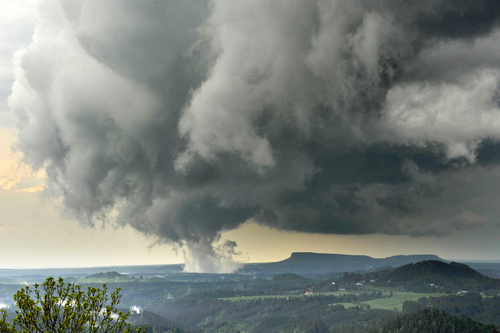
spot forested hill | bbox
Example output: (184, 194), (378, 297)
(389, 260), (484, 279)
(238, 252), (444, 277)
(82, 271), (135, 283)
(374, 308), (499, 333)
(369, 260), (500, 292)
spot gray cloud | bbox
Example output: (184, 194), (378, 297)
(10, 0), (500, 271)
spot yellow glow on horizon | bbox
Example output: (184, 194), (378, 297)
(14, 183), (46, 193)
(0, 127), (46, 192)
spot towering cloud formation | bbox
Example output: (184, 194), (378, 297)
(10, 0), (500, 272)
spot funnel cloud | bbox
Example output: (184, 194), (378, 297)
(10, 0), (500, 272)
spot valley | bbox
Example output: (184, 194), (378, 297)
(1, 253), (500, 332)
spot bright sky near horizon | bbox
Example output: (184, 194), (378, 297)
(1, 0), (500, 270)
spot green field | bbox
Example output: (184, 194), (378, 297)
(219, 290), (381, 301)
(336, 302), (359, 309)
(362, 292), (440, 311)
(221, 294), (303, 301)
(218, 287), (443, 311)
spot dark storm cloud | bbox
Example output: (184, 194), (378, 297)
(413, 0), (500, 40)
(10, 0), (500, 271)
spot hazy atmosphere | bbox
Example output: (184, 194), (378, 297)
(2, 0), (500, 272)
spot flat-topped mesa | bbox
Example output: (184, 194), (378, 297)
(381, 254), (444, 266)
(284, 252), (443, 265)
(288, 252), (373, 260)
(238, 252), (449, 278)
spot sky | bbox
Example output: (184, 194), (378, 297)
(2, 0), (500, 272)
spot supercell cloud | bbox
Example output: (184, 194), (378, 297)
(10, 0), (500, 272)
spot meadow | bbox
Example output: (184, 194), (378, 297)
(217, 285), (442, 312)
(361, 292), (439, 311)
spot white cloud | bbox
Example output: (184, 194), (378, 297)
(375, 69), (500, 162)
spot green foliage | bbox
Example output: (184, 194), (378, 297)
(403, 293), (500, 327)
(374, 308), (499, 333)
(342, 272), (364, 283)
(152, 293), (396, 332)
(272, 273), (314, 284)
(0, 277), (146, 333)
(278, 319), (330, 333)
(0, 309), (16, 333)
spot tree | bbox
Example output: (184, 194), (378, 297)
(0, 309), (16, 333)
(0, 277), (146, 333)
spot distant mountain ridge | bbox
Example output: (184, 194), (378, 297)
(285, 252), (443, 264)
(2, 252), (500, 281)
(238, 252), (446, 278)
